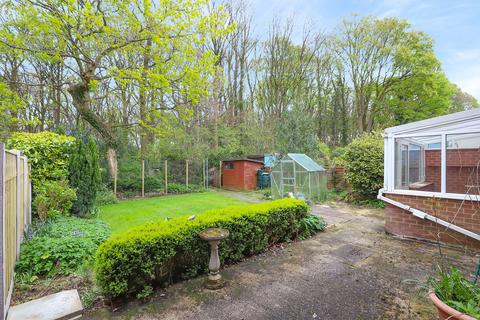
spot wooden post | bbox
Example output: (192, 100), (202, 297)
(164, 160), (168, 194)
(0, 143), (5, 320)
(141, 160), (145, 198)
(14, 151), (20, 261)
(185, 160), (189, 187)
(202, 159), (205, 188)
(113, 167), (117, 198)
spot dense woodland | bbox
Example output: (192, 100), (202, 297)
(0, 0), (478, 184)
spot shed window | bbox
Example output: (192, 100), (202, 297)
(224, 162), (234, 170)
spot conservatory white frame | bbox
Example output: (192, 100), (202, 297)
(381, 108), (480, 202)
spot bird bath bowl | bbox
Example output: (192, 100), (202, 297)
(199, 228), (230, 290)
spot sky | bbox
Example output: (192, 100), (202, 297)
(248, 0), (480, 100)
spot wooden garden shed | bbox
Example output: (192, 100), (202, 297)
(221, 158), (264, 190)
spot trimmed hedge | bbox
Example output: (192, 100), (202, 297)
(96, 199), (310, 298)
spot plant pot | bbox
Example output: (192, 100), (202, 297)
(429, 291), (476, 320)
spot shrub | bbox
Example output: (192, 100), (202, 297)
(167, 183), (205, 194)
(96, 199), (312, 298)
(94, 186), (119, 206)
(32, 179), (77, 220)
(69, 137), (101, 217)
(426, 267), (480, 318)
(342, 132), (384, 199)
(7, 132), (76, 187)
(299, 214), (327, 238)
(17, 217), (110, 277)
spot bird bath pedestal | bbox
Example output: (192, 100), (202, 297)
(199, 228), (230, 290)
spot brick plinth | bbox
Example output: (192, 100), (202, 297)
(384, 193), (480, 249)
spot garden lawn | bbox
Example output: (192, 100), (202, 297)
(98, 191), (249, 234)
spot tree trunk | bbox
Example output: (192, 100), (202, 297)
(68, 79), (118, 179)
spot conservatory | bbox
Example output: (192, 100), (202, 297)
(271, 153), (327, 202)
(379, 108), (480, 249)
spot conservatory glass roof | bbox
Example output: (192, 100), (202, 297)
(384, 108), (480, 136)
(287, 153), (325, 172)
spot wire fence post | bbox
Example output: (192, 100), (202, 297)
(185, 160), (189, 187)
(164, 160), (168, 194)
(202, 159), (205, 188)
(141, 159), (145, 198)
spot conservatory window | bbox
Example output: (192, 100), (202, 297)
(446, 133), (480, 195)
(394, 136), (441, 192)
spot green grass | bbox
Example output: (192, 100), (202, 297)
(98, 191), (249, 234)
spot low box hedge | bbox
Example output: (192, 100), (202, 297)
(95, 199), (310, 298)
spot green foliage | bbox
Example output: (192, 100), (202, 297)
(343, 133), (384, 199)
(32, 179), (77, 220)
(94, 186), (119, 207)
(7, 132), (76, 187)
(276, 108), (321, 159)
(116, 158), (163, 193)
(426, 267), (480, 318)
(17, 217), (110, 277)
(95, 199), (312, 298)
(136, 285), (154, 301)
(69, 137), (101, 217)
(0, 82), (27, 140)
(167, 183), (205, 194)
(299, 215), (327, 238)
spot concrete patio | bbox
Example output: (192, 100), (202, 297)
(86, 203), (477, 320)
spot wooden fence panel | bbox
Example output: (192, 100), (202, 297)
(0, 145), (31, 320)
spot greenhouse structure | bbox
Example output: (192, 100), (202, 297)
(271, 153), (327, 201)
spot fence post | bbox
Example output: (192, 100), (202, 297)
(185, 160), (189, 187)
(164, 160), (168, 194)
(14, 151), (20, 261)
(23, 158), (27, 228)
(141, 160), (145, 198)
(202, 159), (205, 188)
(0, 143), (5, 320)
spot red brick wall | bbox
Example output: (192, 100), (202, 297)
(222, 160), (263, 190)
(424, 149), (480, 194)
(384, 193), (480, 249)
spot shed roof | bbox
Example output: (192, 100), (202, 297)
(223, 158), (263, 164)
(287, 153), (325, 172)
(384, 108), (480, 135)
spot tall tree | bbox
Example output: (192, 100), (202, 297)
(0, 0), (229, 179)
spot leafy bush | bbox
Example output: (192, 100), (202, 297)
(94, 186), (119, 206)
(17, 217), (110, 277)
(426, 267), (480, 318)
(96, 199), (312, 298)
(32, 179), (77, 220)
(299, 214), (327, 238)
(69, 137), (101, 217)
(7, 132), (76, 187)
(167, 183), (205, 194)
(342, 132), (384, 199)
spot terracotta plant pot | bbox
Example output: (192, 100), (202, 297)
(429, 291), (476, 320)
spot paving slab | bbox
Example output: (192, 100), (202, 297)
(311, 204), (354, 225)
(7, 289), (83, 320)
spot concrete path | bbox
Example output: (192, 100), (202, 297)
(86, 203), (477, 320)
